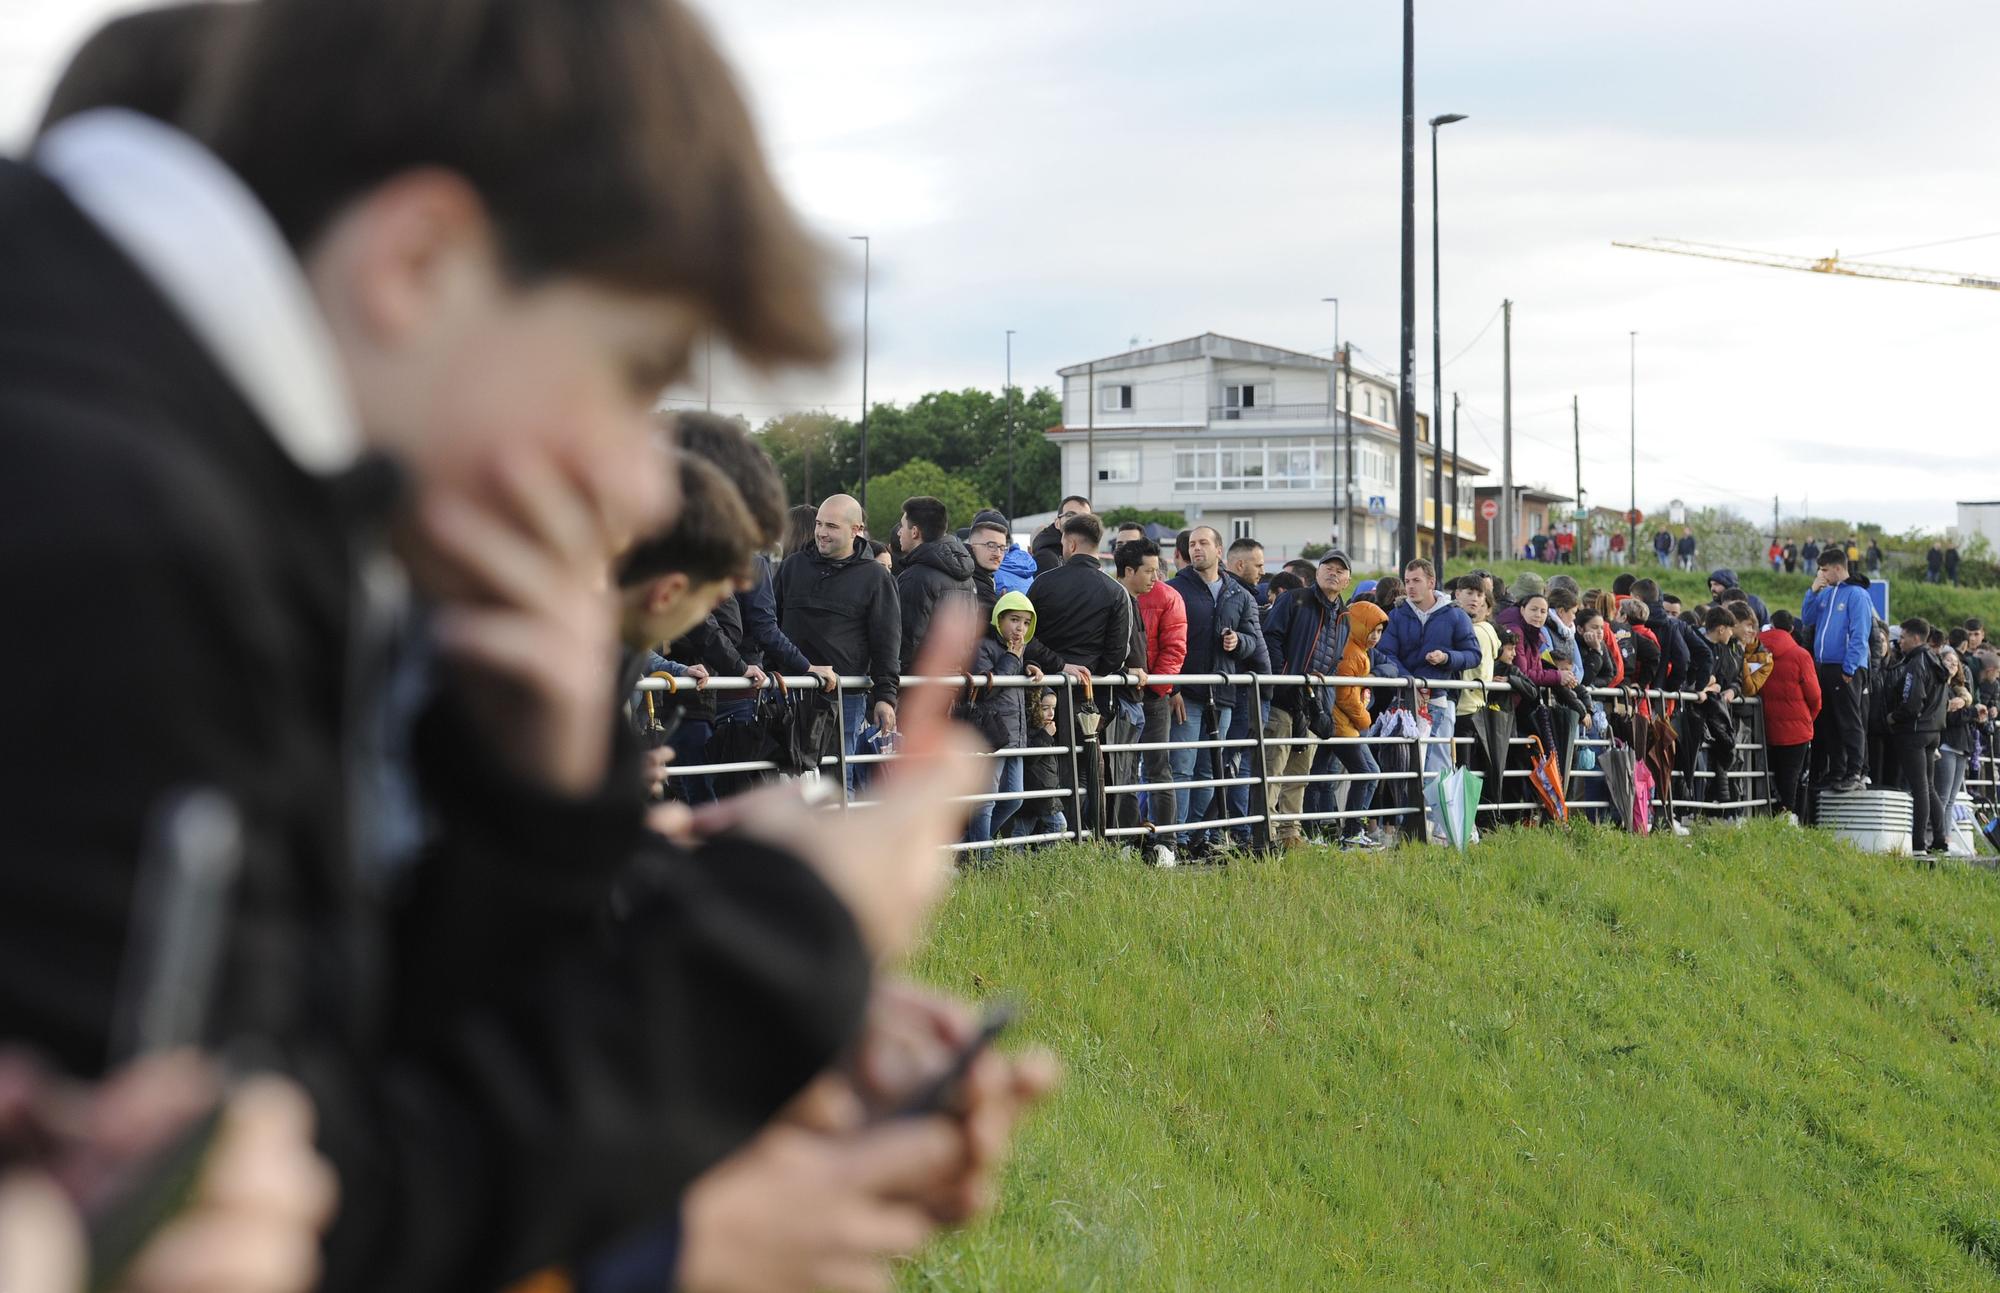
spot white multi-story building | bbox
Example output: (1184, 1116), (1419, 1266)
(1047, 332), (1485, 567)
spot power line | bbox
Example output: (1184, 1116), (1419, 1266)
(1849, 230), (2000, 260)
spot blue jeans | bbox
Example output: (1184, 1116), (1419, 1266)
(1225, 693), (1256, 842)
(1656, 550), (1672, 568)
(840, 692), (869, 794)
(667, 718), (715, 805)
(1334, 741), (1379, 831)
(1304, 742), (1340, 821)
(966, 756), (1024, 843)
(1169, 697), (1232, 845)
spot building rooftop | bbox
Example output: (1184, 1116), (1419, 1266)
(1057, 331), (1348, 378)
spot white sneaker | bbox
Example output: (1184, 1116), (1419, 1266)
(1783, 812), (1800, 828)
(1150, 844), (1178, 868)
(1672, 822), (1691, 837)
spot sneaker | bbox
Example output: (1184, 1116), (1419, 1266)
(1149, 844), (1178, 868)
(1782, 812), (1801, 828)
(1345, 829), (1384, 850)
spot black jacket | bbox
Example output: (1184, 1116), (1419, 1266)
(1165, 566), (1269, 703)
(972, 563), (998, 619)
(1030, 522), (1065, 572)
(1887, 646), (1948, 738)
(1028, 554), (1135, 674)
(0, 160), (867, 1291)
(775, 538), (903, 708)
(895, 536), (976, 667)
(1644, 598), (1711, 695)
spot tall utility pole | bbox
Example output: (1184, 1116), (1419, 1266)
(1323, 297), (1340, 546)
(1343, 344), (1355, 551)
(1627, 330), (1637, 553)
(1005, 330), (1017, 518)
(1450, 392), (1461, 549)
(703, 329), (713, 412)
(1572, 394), (1584, 559)
(850, 235), (870, 507)
(1395, 0), (1419, 569)
(1500, 299), (1513, 561)
(1772, 494), (1780, 548)
(1428, 111), (1466, 573)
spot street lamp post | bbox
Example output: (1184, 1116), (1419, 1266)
(850, 235), (870, 508)
(1395, 0), (1418, 569)
(1628, 330), (1637, 554)
(1005, 329), (1017, 518)
(1428, 111), (1466, 575)
(1322, 296), (1339, 547)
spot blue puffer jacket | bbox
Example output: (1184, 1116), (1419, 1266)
(1166, 566), (1268, 703)
(1378, 594), (1479, 683)
(1802, 577), (1874, 676)
(995, 545), (1038, 596)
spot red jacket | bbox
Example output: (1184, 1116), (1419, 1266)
(1136, 579), (1188, 696)
(1757, 626), (1822, 746)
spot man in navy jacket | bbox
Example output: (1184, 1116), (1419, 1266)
(1164, 525), (1266, 850)
(1377, 558), (1480, 801)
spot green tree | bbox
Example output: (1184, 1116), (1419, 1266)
(863, 459), (998, 545)
(1101, 506), (1189, 531)
(754, 386), (1063, 519)
(752, 410), (858, 508)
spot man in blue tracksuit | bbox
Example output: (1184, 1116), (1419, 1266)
(1377, 558), (1480, 833)
(1800, 546), (1875, 791)
(1165, 525), (1266, 852)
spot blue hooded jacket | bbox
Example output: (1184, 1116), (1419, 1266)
(995, 545), (1037, 596)
(1379, 593), (1480, 684)
(1801, 577), (1874, 675)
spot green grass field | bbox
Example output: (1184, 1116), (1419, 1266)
(904, 822), (2000, 1291)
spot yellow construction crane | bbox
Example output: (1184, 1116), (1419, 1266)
(1612, 237), (2000, 292)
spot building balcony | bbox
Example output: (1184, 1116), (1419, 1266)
(1206, 403), (1331, 423)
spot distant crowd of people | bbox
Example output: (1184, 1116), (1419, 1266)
(648, 488), (1998, 864)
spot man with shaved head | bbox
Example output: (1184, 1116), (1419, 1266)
(774, 493), (904, 787)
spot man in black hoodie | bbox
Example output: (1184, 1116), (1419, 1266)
(1032, 495), (1092, 572)
(774, 493), (903, 788)
(1886, 617), (1951, 853)
(892, 494), (975, 666)
(1634, 577), (1711, 697)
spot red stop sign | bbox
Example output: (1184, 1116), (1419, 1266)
(1624, 508), (1644, 527)
(1479, 498), (1499, 521)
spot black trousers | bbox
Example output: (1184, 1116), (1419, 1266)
(1812, 664), (1865, 782)
(1768, 741), (1810, 817)
(1889, 734), (1944, 852)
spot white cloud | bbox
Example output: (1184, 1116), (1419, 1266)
(5, 0), (1995, 529)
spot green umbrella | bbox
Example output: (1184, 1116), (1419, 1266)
(1424, 765), (1484, 851)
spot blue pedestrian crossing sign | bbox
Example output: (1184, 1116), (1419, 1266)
(1367, 496), (1387, 517)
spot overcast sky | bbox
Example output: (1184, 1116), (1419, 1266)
(7, 1), (1995, 532)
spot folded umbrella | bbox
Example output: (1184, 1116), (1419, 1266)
(1424, 764), (1484, 851)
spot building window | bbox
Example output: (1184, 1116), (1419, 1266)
(1173, 439), (1334, 493)
(1095, 447), (1139, 483)
(1099, 384), (1133, 412)
(1218, 383), (1274, 420)
(1232, 516), (1255, 542)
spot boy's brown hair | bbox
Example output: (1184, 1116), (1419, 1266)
(617, 453), (760, 588)
(669, 411), (787, 546)
(190, 0), (832, 368)
(37, 2), (232, 132)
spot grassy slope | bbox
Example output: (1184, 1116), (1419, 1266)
(905, 822), (2000, 1291)
(1368, 559), (2000, 632)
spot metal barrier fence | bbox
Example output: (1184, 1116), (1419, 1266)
(635, 670), (1818, 855)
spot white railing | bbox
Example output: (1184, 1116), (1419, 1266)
(636, 669), (1790, 854)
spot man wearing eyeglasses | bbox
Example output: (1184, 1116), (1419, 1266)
(967, 518), (1011, 618)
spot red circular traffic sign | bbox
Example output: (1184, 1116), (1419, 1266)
(1478, 498), (1499, 521)
(1624, 508), (1644, 526)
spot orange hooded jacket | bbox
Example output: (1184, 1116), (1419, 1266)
(1333, 599), (1390, 738)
